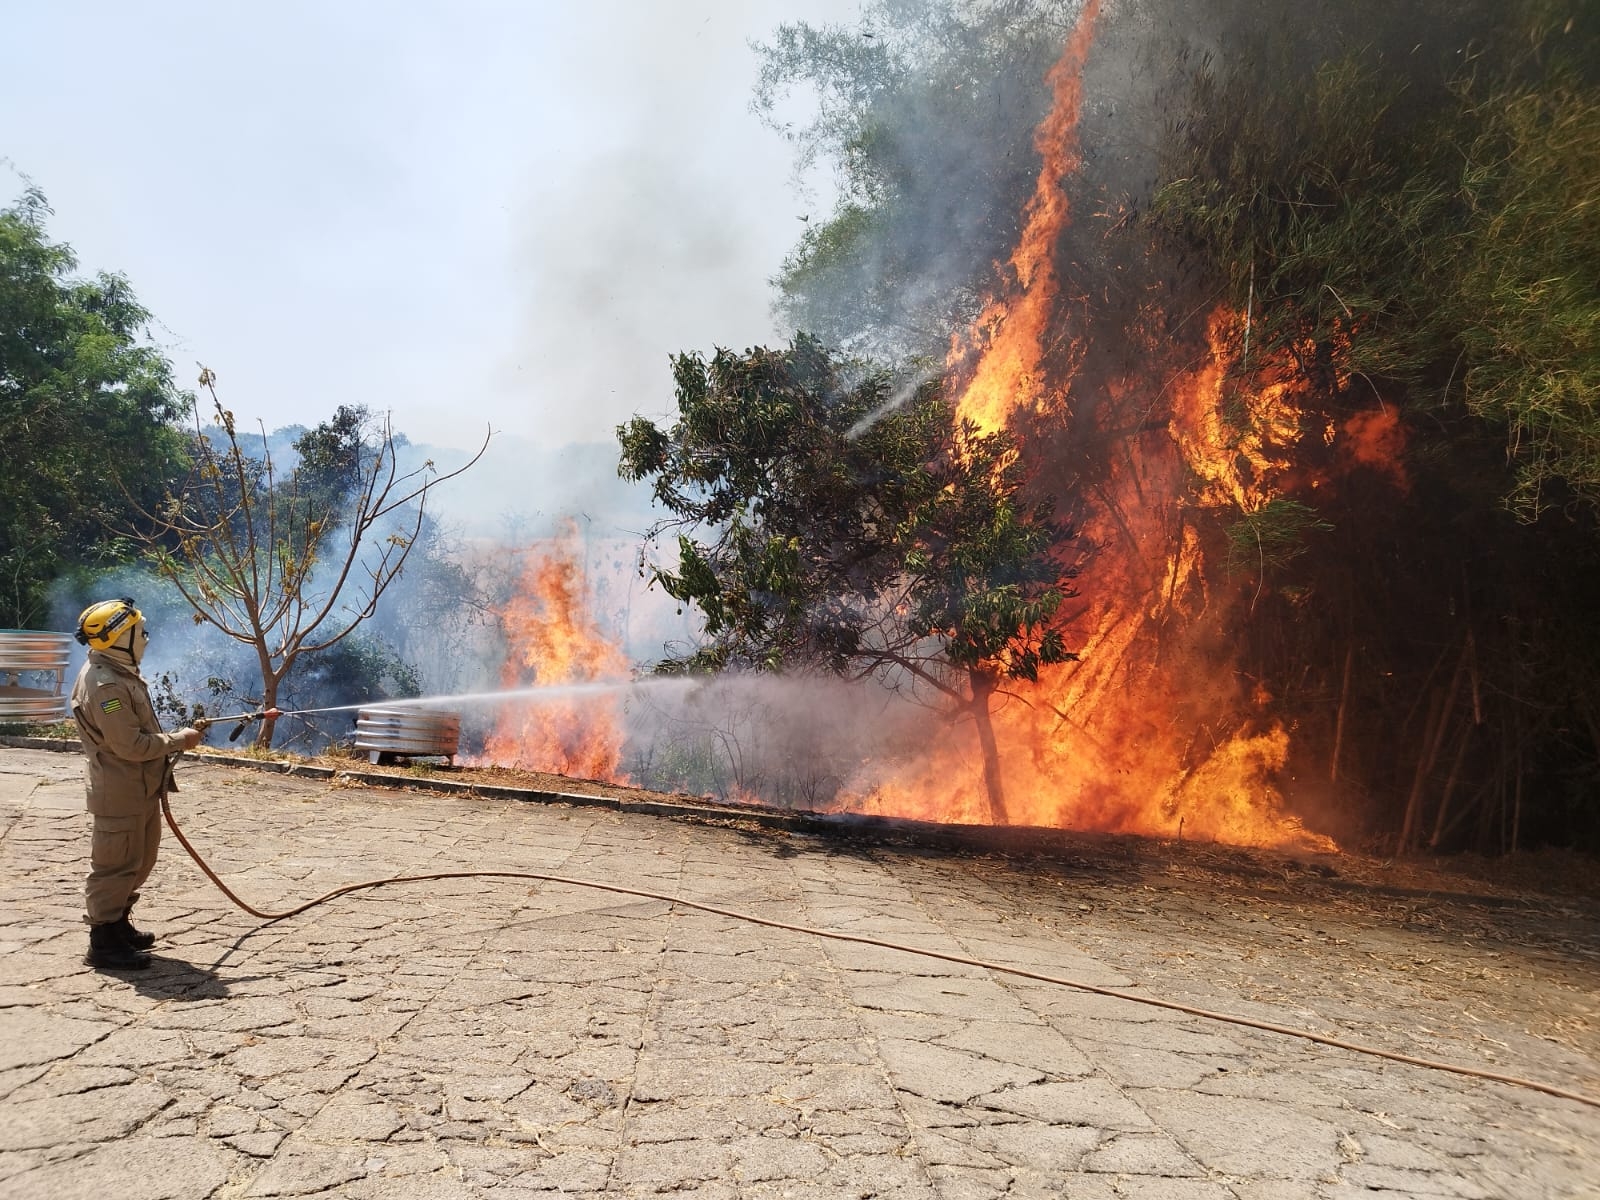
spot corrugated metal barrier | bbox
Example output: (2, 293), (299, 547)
(0, 630), (74, 723)
(353, 707), (460, 764)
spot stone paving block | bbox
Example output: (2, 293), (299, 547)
(146, 997), (300, 1033)
(631, 1056), (798, 1102)
(1338, 1162), (1496, 1197)
(342, 1176), (484, 1200)
(1076, 1039), (1240, 1089)
(777, 1062), (902, 1112)
(0, 1081), (171, 1152)
(624, 1097), (794, 1143)
(723, 1132), (835, 1181)
(1080, 1129), (1203, 1176)
(1051, 1175), (1239, 1199)
(0, 1136), (234, 1200)
(240, 1141), (371, 1196)
(614, 1137), (735, 1185)
(910, 1126), (1010, 1169)
(932, 1017), (1094, 1077)
(1231, 1181), (1322, 1200)
(749, 1164), (938, 1200)
(222, 1129), (288, 1157)
(1346, 1129), (1453, 1171)
(964, 1118), (1103, 1170)
(876, 1036), (1045, 1102)
(978, 1076), (1158, 1130)
(926, 1163), (1019, 1198)
(10, 1064), (137, 1099)
(492, 1145), (611, 1196)
(0, 1009), (117, 1071)
(1136, 1088), (1341, 1179)
(846, 975), (1022, 1021)
(297, 1091), (407, 1141)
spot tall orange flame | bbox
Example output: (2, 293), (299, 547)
(481, 528), (631, 782)
(950, 0), (1100, 435)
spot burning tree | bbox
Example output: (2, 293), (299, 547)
(717, 0), (1600, 855)
(618, 335), (1079, 823)
(121, 369), (488, 747)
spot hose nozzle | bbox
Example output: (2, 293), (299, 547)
(194, 708), (283, 742)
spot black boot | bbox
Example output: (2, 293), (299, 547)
(86, 922), (151, 971)
(116, 906), (157, 950)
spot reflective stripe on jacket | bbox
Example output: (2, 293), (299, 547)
(70, 651), (187, 816)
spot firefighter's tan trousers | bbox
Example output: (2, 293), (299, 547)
(85, 805), (162, 925)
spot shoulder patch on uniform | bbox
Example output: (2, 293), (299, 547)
(100, 697), (123, 714)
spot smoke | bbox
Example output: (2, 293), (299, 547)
(48, 566), (253, 735)
(48, 453), (497, 752)
(494, 0), (861, 450)
(620, 671), (940, 809)
(758, 1), (1075, 362)
(769, 0), (1534, 367)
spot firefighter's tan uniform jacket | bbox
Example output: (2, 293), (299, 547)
(71, 649), (189, 925)
(71, 650), (187, 815)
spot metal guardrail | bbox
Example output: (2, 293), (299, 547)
(0, 630), (74, 722)
(353, 707), (461, 763)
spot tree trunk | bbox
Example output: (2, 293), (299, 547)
(1330, 640), (1354, 783)
(255, 670), (283, 749)
(969, 669), (1009, 825)
(1428, 722), (1475, 850)
(1398, 688), (1439, 854)
(1398, 639), (1468, 854)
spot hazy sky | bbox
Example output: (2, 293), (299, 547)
(2, 1), (859, 454)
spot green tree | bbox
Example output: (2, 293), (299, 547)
(290, 403), (374, 515)
(0, 188), (190, 626)
(121, 370), (488, 747)
(619, 335), (1077, 822)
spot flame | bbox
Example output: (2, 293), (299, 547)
(949, 0), (1100, 436)
(480, 527), (631, 782)
(1170, 310), (1304, 513)
(837, 315), (1335, 850)
(1338, 406), (1409, 493)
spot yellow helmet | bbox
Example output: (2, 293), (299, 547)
(75, 597), (144, 651)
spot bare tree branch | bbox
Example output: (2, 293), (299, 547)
(115, 372), (491, 746)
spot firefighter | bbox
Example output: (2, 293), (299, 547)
(69, 598), (201, 971)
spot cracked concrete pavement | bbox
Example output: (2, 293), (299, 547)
(2, 745), (1597, 1198)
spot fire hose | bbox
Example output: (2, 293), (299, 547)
(157, 770), (1599, 1112)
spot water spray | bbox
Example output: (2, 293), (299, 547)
(192, 679), (687, 742)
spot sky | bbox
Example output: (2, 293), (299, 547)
(2, 0), (859, 457)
